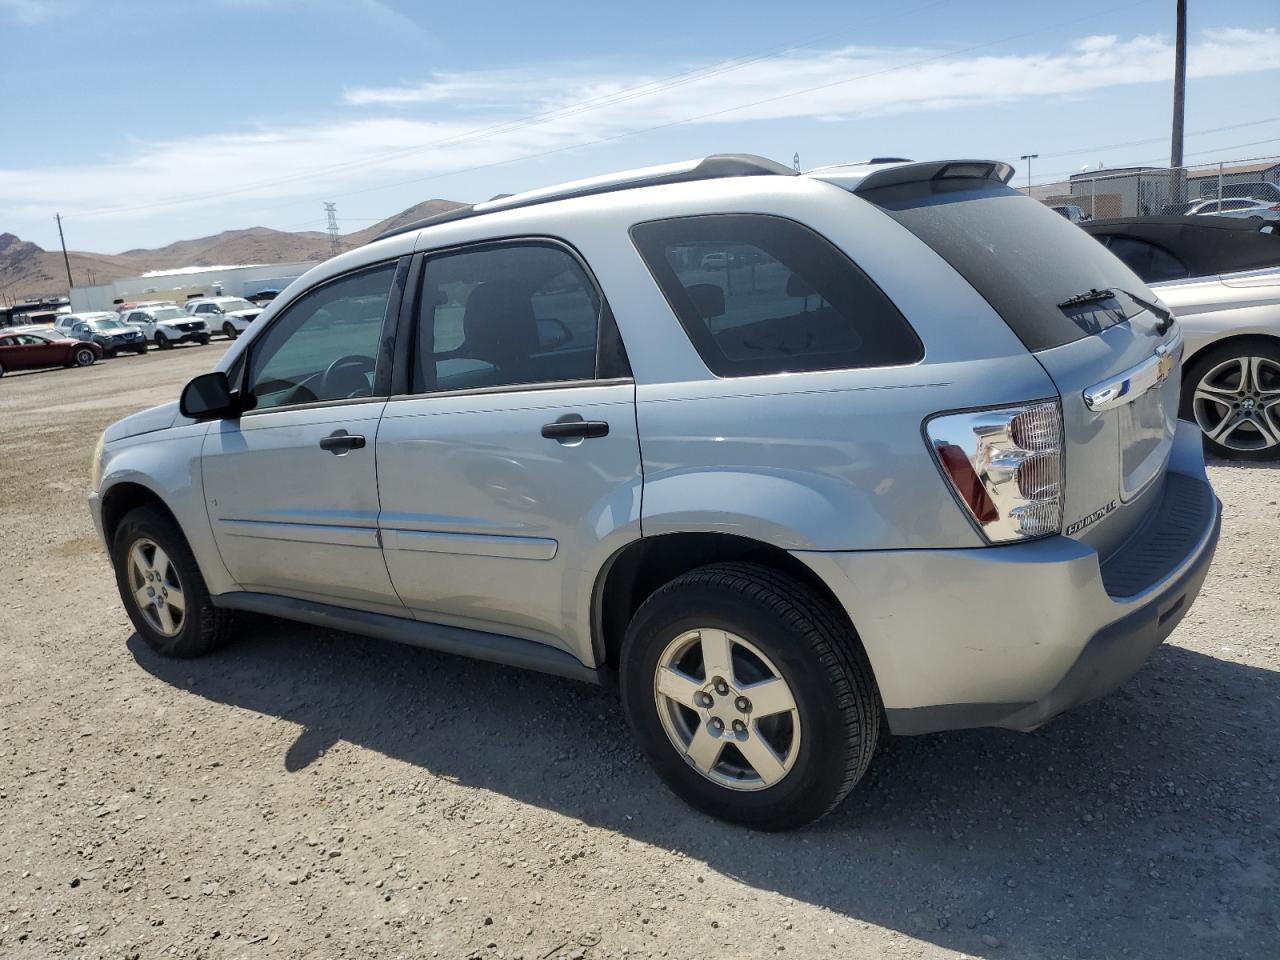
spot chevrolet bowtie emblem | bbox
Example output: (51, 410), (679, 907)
(1155, 345), (1175, 384)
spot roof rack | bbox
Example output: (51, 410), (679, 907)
(374, 153), (797, 242)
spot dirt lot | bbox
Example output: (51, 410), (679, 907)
(1, 346), (1277, 960)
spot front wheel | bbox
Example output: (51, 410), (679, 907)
(620, 562), (881, 831)
(111, 506), (235, 657)
(73, 347), (96, 367)
(197, 335), (210, 345)
(155, 333), (171, 350)
(1181, 341), (1280, 460)
(222, 321), (238, 339)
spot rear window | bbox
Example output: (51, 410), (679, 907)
(631, 214), (922, 377)
(863, 179), (1150, 352)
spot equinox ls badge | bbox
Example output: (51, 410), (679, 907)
(1065, 500), (1118, 536)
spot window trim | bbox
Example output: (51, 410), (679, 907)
(237, 255), (409, 418)
(629, 213), (923, 379)
(389, 235), (632, 400)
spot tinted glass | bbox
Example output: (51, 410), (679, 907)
(412, 243), (601, 394)
(632, 214), (921, 377)
(866, 179), (1152, 352)
(248, 262), (397, 410)
(1103, 236), (1189, 284)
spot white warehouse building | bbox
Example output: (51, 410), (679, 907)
(70, 261), (318, 312)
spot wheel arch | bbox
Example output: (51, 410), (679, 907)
(100, 480), (182, 547)
(1182, 331), (1280, 382)
(591, 531), (858, 672)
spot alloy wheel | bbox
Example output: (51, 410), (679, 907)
(653, 627), (801, 792)
(126, 538), (187, 637)
(1192, 355), (1280, 453)
(74, 348), (95, 366)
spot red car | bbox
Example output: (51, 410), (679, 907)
(0, 330), (102, 376)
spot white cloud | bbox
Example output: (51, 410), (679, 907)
(2, 27), (1278, 236)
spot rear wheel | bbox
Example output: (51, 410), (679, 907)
(73, 347), (96, 367)
(111, 506), (235, 658)
(1182, 340), (1280, 460)
(620, 562), (881, 830)
(222, 321), (238, 339)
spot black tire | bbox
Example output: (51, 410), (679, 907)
(73, 347), (96, 367)
(620, 562), (881, 831)
(197, 335), (210, 345)
(1180, 339), (1280, 461)
(222, 321), (237, 339)
(155, 333), (171, 349)
(111, 505), (235, 658)
(135, 345), (148, 355)
(106, 348), (119, 359)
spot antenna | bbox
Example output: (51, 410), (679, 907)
(324, 202), (342, 256)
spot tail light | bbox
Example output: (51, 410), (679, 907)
(925, 400), (1064, 543)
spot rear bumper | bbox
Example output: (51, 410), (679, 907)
(795, 421), (1220, 735)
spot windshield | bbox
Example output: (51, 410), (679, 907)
(218, 298), (257, 312)
(151, 307), (188, 321)
(863, 179), (1153, 351)
(90, 319), (128, 330)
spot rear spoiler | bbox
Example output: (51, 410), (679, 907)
(812, 159), (1015, 195)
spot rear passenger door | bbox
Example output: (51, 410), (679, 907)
(375, 240), (641, 659)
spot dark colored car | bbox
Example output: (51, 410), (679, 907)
(0, 331), (102, 375)
(1080, 215), (1280, 284)
(71, 317), (149, 357)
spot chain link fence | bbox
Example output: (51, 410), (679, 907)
(1032, 155), (1280, 219)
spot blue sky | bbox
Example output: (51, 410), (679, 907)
(1, 0), (1277, 253)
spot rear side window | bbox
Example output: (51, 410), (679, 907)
(864, 180), (1153, 352)
(1102, 236), (1189, 284)
(631, 214), (921, 377)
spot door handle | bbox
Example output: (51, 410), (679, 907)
(319, 430), (366, 454)
(541, 416), (609, 441)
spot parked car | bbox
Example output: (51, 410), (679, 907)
(90, 155), (1219, 830)
(248, 289), (280, 305)
(70, 316), (149, 357)
(53, 311), (118, 336)
(184, 296), (263, 339)
(1185, 197), (1271, 217)
(122, 305), (210, 348)
(1051, 203), (1090, 222)
(1082, 216), (1280, 459)
(0, 329), (102, 374)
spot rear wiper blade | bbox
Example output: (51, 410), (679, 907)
(1057, 287), (1115, 309)
(1118, 289), (1175, 333)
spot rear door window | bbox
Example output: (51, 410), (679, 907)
(631, 214), (921, 377)
(863, 179), (1152, 351)
(1102, 236), (1189, 284)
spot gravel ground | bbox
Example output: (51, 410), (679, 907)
(1, 345), (1277, 960)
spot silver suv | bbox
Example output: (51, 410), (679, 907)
(91, 156), (1221, 830)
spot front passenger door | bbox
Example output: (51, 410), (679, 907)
(201, 259), (409, 615)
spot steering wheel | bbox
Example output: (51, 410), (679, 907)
(322, 354), (376, 399)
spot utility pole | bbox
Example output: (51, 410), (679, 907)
(1171, 0), (1187, 170)
(792, 152), (801, 173)
(55, 213), (74, 290)
(324, 202), (342, 257)
(1019, 154), (1038, 196)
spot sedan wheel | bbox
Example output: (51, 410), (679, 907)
(74, 347), (96, 367)
(1189, 353), (1280, 458)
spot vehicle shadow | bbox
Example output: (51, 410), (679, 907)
(130, 622), (1280, 959)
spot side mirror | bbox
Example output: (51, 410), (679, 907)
(180, 371), (241, 420)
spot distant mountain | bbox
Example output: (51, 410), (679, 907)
(0, 199), (467, 300)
